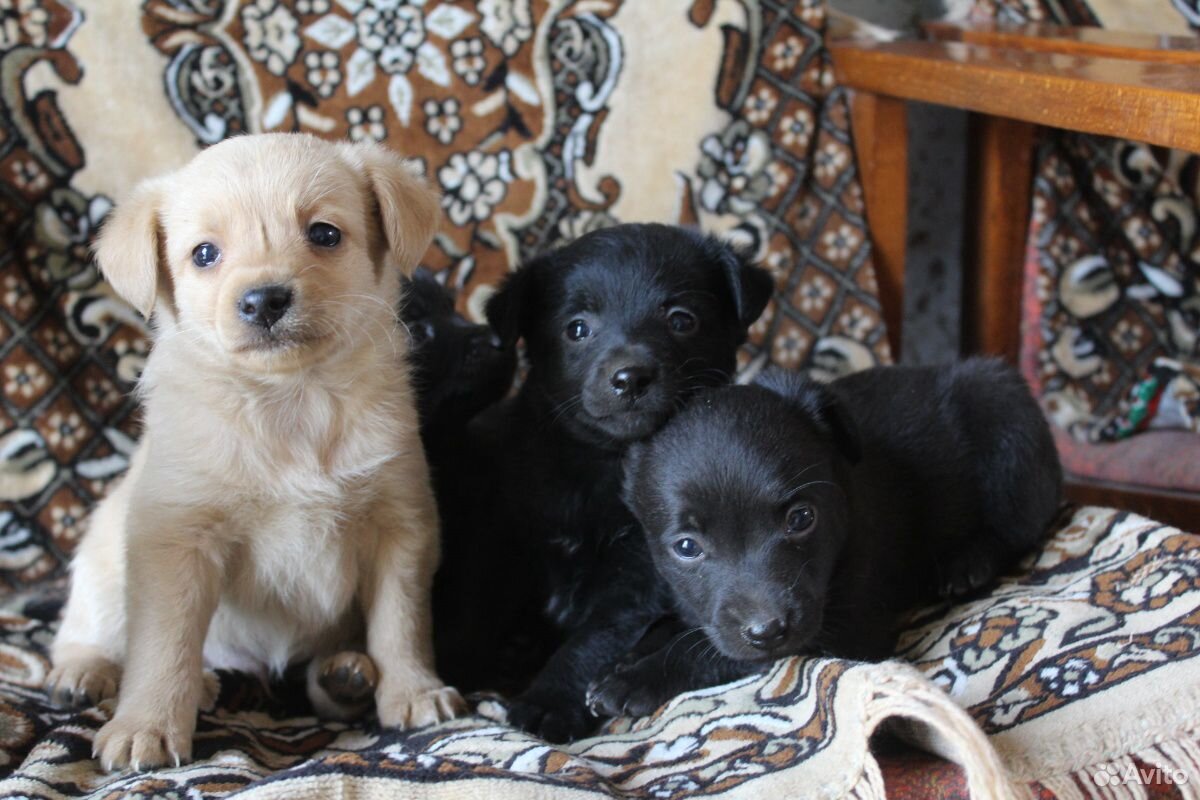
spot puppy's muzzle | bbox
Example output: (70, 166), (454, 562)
(238, 284), (293, 330)
(741, 616), (788, 650)
(609, 364), (657, 400)
(467, 325), (505, 360)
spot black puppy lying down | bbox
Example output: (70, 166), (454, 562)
(434, 223), (773, 740)
(588, 358), (1062, 718)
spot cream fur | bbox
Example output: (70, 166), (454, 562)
(47, 133), (463, 772)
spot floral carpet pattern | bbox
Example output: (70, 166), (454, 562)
(0, 0), (889, 589)
(981, 0), (1200, 450)
(1026, 135), (1200, 446)
(0, 508), (1196, 798)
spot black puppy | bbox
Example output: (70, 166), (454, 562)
(401, 267), (516, 439)
(435, 223), (773, 740)
(397, 269), (531, 691)
(588, 358), (1062, 718)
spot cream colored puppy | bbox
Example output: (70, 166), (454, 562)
(46, 133), (464, 771)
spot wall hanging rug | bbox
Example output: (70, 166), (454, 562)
(0, 0), (889, 590)
(979, 0), (1200, 487)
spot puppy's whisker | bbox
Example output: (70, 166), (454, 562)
(332, 292), (402, 319)
(783, 461), (826, 489)
(786, 563), (812, 598)
(547, 395), (583, 427)
(312, 299), (400, 359)
(294, 262), (324, 279)
(683, 636), (710, 662)
(788, 479), (847, 501)
(339, 313), (394, 358)
(661, 626), (705, 664)
(697, 638), (722, 671)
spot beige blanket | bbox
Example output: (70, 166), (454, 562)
(1, 507), (1197, 798)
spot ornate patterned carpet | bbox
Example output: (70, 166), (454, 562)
(0, 508), (1197, 798)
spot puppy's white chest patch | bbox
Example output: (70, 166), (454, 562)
(204, 499), (364, 675)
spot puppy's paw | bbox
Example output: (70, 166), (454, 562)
(377, 685), (466, 729)
(586, 664), (669, 720)
(939, 547), (1000, 599)
(318, 651), (379, 705)
(93, 714), (192, 772)
(507, 690), (596, 743)
(46, 656), (121, 709)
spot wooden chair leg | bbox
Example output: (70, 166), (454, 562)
(849, 90), (908, 360)
(963, 114), (1036, 361)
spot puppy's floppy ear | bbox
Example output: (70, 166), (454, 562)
(757, 369), (862, 464)
(485, 256), (542, 349)
(94, 176), (173, 319)
(711, 237), (774, 331)
(341, 142), (440, 275)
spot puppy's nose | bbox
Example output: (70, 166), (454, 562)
(610, 365), (656, 398)
(238, 285), (293, 329)
(742, 617), (788, 649)
(467, 327), (505, 357)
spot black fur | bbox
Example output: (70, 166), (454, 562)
(400, 267), (516, 440)
(433, 223), (773, 741)
(588, 359), (1063, 718)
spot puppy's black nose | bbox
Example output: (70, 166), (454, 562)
(467, 327), (506, 357)
(742, 617), (788, 649)
(238, 285), (293, 329)
(610, 365), (656, 398)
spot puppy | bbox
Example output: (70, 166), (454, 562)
(47, 134), (464, 771)
(400, 267), (516, 441)
(396, 269), (525, 689)
(589, 358), (1062, 717)
(435, 223), (773, 740)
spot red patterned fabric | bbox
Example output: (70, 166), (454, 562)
(1022, 194), (1200, 492)
(878, 750), (969, 800)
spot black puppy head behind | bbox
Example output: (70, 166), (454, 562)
(401, 267), (516, 430)
(623, 377), (859, 662)
(485, 224), (773, 444)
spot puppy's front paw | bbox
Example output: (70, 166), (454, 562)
(508, 690), (595, 743)
(939, 545), (1000, 599)
(46, 656), (121, 709)
(93, 714), (192, 772)
(319, 651), (379, 705)
(586, 663), (670, 720)
(377, 685), (466, 729)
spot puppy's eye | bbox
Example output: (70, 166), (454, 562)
(667, 308), (698, 336)
(566, 319), (591, 341)
(672, 537), (704, 560)
(786, 505), (817, 533)
(409, 321), (435, 347)
(308, 222), (341, 248)
(192, 242), (220, 268)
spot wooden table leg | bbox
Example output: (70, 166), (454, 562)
(963, 114), (1036, 361)
(849, 90), (908, 360)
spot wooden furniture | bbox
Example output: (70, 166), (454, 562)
(830, 22), (1200, 531)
